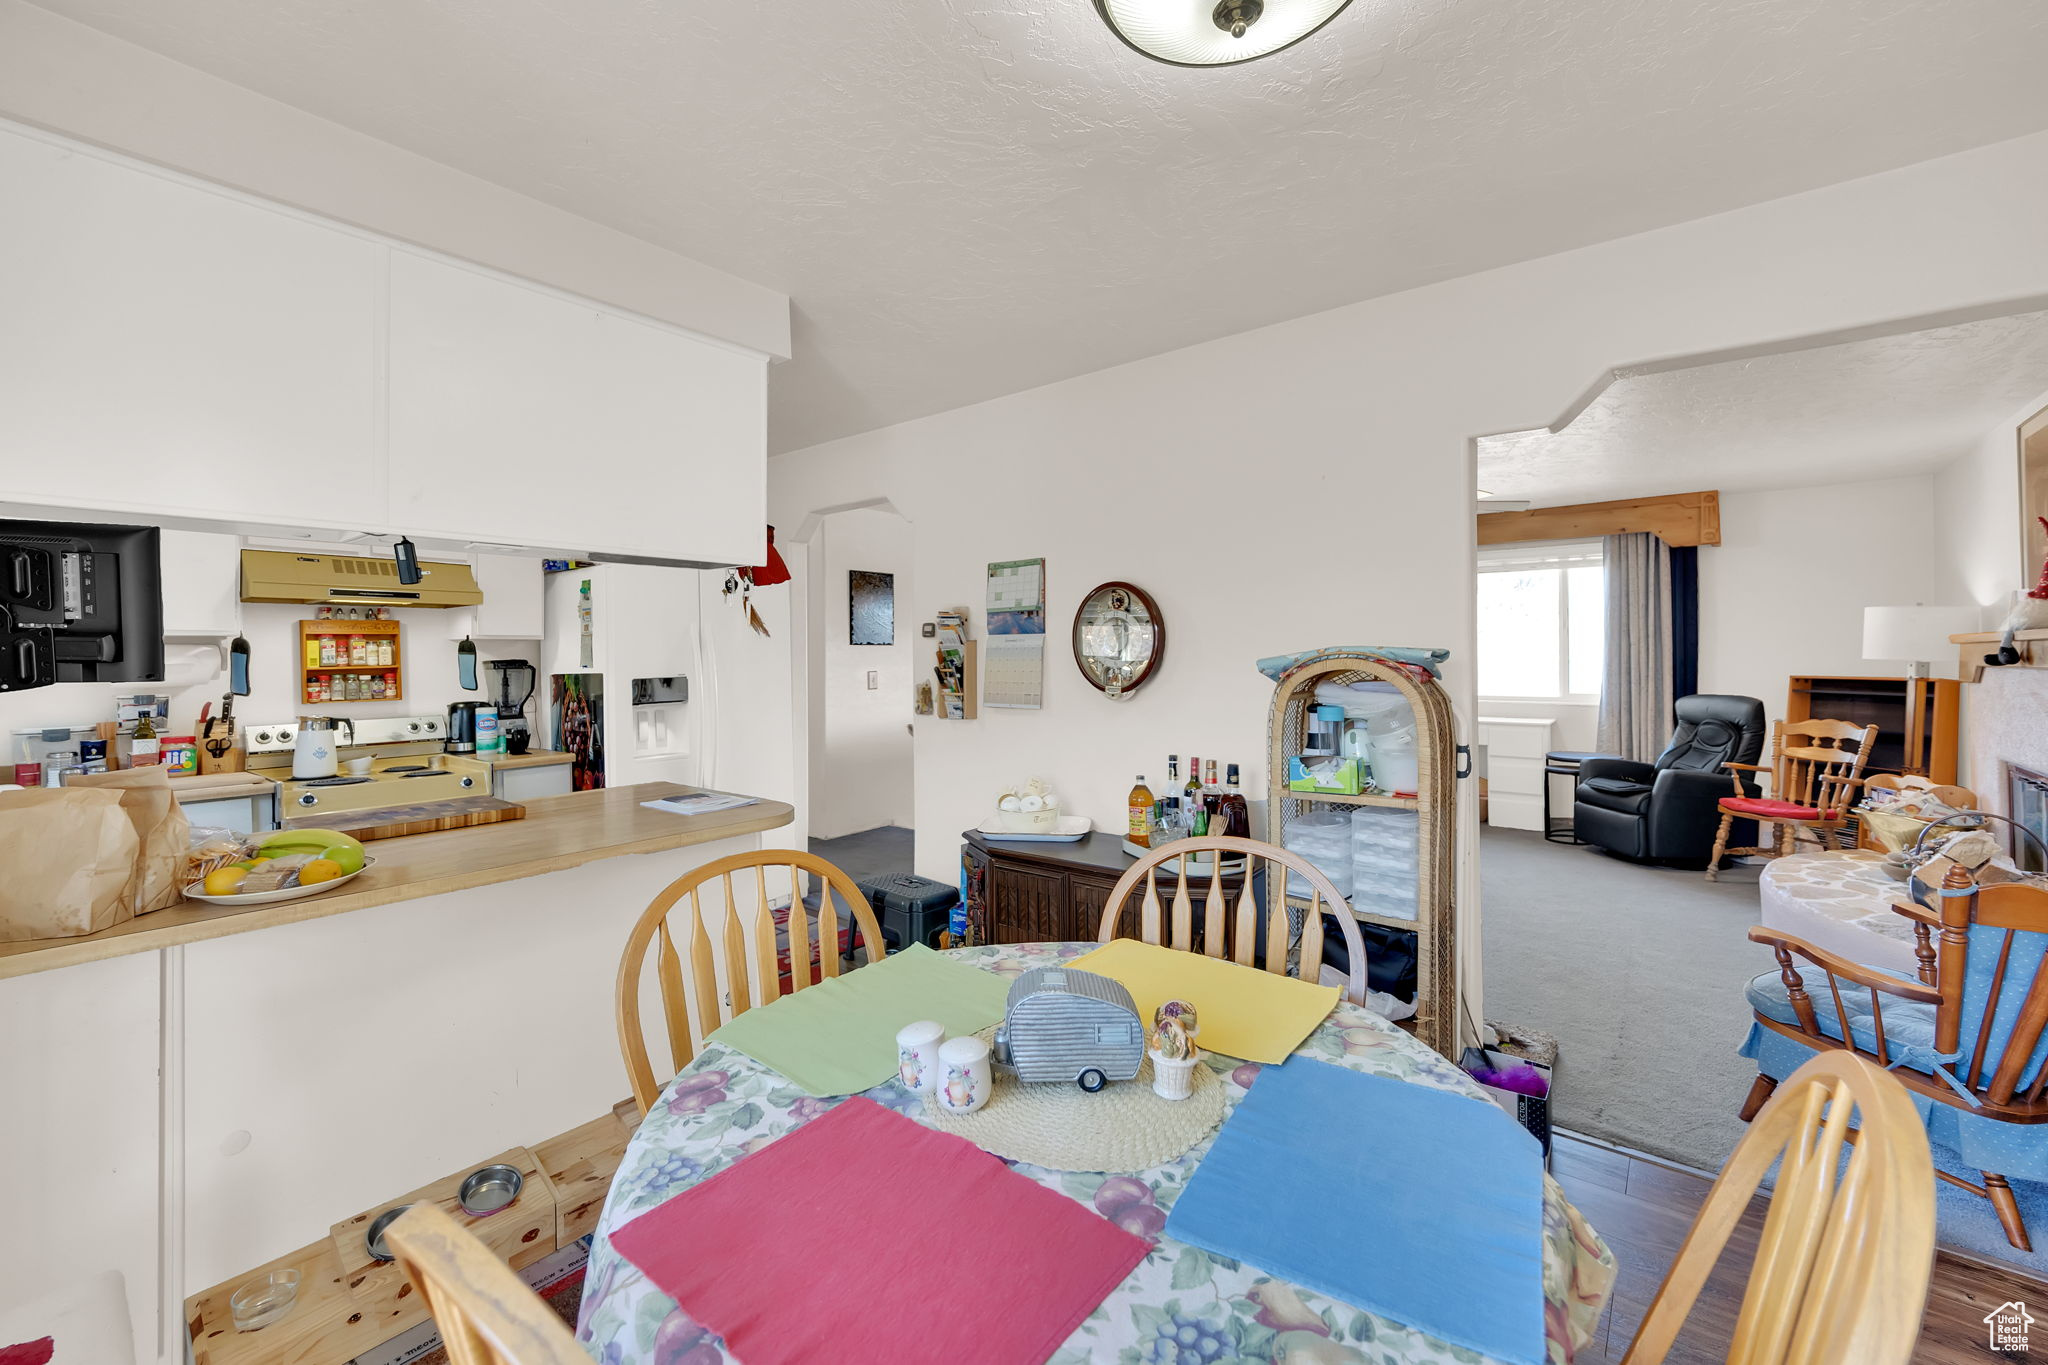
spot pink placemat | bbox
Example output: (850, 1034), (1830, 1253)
(610, 1097), (1153, 1365)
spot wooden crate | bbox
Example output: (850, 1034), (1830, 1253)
(187, 1238), (428, 1365)
(535, 1106), (634, 1247)
(329, 1146), (558, 1320)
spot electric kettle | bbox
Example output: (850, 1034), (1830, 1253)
(445, 701), (481, 754)
(292, 716), (346, 780)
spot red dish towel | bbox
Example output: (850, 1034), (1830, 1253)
(1721, 796), (1836, 820)
(610, 1097), (1152, 1365)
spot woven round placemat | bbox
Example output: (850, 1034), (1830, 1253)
(925, 1044), (1226, 1173)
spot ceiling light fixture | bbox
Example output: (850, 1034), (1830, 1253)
(1092, 0), (1353, 66)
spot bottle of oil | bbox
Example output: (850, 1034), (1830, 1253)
(1127, 774), (1155, 846)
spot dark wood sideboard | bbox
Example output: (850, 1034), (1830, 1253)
(960, 830), (1244, 946)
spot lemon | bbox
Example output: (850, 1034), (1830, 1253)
(202, 866), (249, 897)
(298, 858), (344, 886)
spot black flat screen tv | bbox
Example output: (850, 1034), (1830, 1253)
(0, 518), (164, 692)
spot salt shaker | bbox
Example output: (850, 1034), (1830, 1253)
(896, 1020), (945, 1094)
(936, 1035), (993, 1114)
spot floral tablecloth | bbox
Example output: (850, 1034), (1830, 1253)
(578, 942), (1616, 1365)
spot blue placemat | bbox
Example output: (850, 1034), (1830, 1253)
(1164, 1056), (1545, 1364)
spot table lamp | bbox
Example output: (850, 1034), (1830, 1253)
(1861, 605), (1979, 679)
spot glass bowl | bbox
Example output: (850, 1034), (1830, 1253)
(230, 1269), (300, 1331)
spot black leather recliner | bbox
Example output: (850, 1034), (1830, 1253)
(1573, 694), (1767, 864)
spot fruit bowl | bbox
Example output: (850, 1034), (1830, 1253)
(182, 856), (375, 905)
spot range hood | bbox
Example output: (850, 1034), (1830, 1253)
(239, 549), (483, 608)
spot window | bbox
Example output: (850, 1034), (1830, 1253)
(1477, 543), (1605, 700)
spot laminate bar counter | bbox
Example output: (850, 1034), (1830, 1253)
(0, 782), (793, 980)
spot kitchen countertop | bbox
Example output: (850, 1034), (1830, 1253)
(0, 782), (792, 980)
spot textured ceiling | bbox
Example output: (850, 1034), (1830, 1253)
(1477, 311), (2048, 504)
(28, 0), (2048, 453)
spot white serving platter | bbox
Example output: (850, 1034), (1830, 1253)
(182, 857), (376, 905)
(976, 815), (1092, 842)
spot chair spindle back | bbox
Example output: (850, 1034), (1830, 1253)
(1096, 836), (1370, 1005)
(1770, 719), (1878, 815)
(382, 1204), (589, 1365)
(1622, 1052), (1934, 1365)
(616, 849), (884, 1112)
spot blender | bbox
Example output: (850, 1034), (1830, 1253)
(486, 659), (538, 755)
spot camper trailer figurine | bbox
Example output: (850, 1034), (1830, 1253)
(992, 967), (1146, 1092)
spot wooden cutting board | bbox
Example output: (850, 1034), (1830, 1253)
(284, 796), (526, 841)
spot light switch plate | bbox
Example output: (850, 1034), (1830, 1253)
(867, 670), (879, 689)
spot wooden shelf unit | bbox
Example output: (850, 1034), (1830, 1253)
(1266, 656), (1460, 1057)
(300, 618), (402, 703)
(1785, 674), (1958, 784)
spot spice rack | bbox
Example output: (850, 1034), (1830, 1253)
(300, 619), (402, 704)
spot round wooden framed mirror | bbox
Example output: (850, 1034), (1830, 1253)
(1072, 582), (1165, 698)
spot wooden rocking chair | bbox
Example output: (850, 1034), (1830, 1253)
(1742, 866), (2048, 1249)
(1705, 719), (1879, 881)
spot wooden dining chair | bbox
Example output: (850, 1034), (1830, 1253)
(1621, 1051), (1934, 1364)
(1095, 835), (1370, 1005)
(1705, 719), (1880, 881)
(382, 1204), (588, 1365)
(1742, 866), (2048, 1249)
(616, 848), (886, 1112)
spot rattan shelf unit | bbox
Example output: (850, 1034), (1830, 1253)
(1266, 653), (1458, 1057)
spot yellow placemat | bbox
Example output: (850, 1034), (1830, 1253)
(1066, 939), (1339, 1064)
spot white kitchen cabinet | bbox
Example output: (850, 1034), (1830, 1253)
(159, 529), (244, 637)
(0, 127), (385, 528)
(469, 553), (546, 639)
(387, 251), (766, 566)
(1477, 716), (1556, 832)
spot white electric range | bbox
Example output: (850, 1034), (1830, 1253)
(246, 714), (490, 818)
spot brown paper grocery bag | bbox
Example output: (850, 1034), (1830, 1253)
(65, 765), (192, 915)
(0, 787), (142, 940)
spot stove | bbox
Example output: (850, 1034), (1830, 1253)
(248, 715), (485, 817)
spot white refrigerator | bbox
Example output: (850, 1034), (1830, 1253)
(540, 562), (799, 820)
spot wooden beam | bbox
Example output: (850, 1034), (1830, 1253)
(1477, 490), (1721, 547)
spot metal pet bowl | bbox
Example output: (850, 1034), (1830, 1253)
(365, 1204), (412, 1263)
(457, 1163), (524, 1217)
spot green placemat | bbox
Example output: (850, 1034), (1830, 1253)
(710, 943), (1012, 1097)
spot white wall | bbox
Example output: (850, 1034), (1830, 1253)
(811, 510), (914, 839)
(771, 128), (2048, 1041)
(0, 0), (787, 360)
(1699, 472), (1954, 731)
(1934, 384), (2048, 789)
(1936, 386), (2048, 622)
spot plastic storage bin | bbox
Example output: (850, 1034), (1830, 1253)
(1283, 808), (1354, 899)
(1350, 807), (1419, 921)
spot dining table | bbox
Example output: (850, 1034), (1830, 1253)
(576, 941), (1617, 1365)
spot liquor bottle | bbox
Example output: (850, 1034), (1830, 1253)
(1127, 775), (1155, 847)
(1184, 756), (1206, 835)
(1218, 763), (1251, 838)
(1166, 754), (1180, 790)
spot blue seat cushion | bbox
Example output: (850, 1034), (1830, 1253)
(1745, 967), (1943, 1073)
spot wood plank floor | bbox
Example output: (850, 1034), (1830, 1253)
(1551, 1131), (2046, 1363)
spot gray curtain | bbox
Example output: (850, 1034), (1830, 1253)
(1596, 532), (1675, 761)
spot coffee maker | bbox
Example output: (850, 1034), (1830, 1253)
(486, 659), (537, 755)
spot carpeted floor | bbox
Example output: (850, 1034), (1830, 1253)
(1482, 825), (2048, 1275)
(1480, 826), (1766, 1173)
